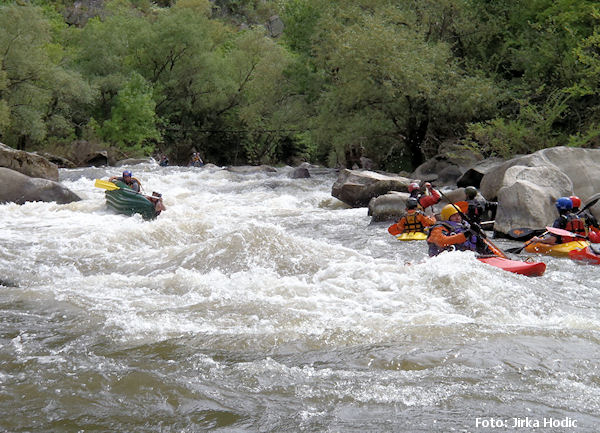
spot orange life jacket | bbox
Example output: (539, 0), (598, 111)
(402, 210), (426, 232)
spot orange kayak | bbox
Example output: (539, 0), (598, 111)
(524, 240), (590, 257)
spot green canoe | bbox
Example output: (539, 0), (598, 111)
(105, 181), (158, 220)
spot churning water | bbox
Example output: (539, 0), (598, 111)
(1, 163), (599, 432)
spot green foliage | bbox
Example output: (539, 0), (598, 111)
(99, 73), (160, 155)
(3, 0), (600, 166)
(465, 92), (570, 157)
(0, 3), (94, 149)
(306, 3), (502, 169)
(280, 0), (322, 54)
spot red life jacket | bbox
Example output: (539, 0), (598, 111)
(564, 214), (586, 236)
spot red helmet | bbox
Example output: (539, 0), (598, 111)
(569, 195), (581, 209)
(408, 182), (420, 193)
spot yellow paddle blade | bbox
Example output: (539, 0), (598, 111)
(94, 179), (120, 190)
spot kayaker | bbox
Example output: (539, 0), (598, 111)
(149, 191), (166, 215)
(530, 196), (586, 244)
(426, 204), (481, 256)
(109, 170), (141, 192)
(570, 195), (600, 242)
(408, 181), (440, 212)
(388, 197), (436, 236)
(464, 186), (497, 224)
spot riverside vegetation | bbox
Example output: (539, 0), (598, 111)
(1, 0), (600, 170)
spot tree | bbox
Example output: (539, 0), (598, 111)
(308, 4), (500, 170)
(99, 72), (160, 154)
(0, 3), (94, 150)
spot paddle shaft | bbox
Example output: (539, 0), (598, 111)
(435, 189), (507, 258)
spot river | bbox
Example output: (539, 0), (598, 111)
(1, 162), (599, 432)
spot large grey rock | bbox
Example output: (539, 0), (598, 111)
(493, 165), (573, 235)
(0, 167), (81, 204)
(0, 143), (59, 181)
(332, 169), (412, 207)
(367, 191), (410, 222)
(413, 142), (483, 186)
(290, 167), (310, 179)
(456, 157), (505, 189)
(480, 146), (600, 203)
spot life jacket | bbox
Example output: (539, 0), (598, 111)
(426, 221), (474, 256)
(127, 177), (142, 191)
(466, 199), (485, 224)
(555, 212), (586, 242)
(565, 214), (586, 236)
(402, 210), (426, 232)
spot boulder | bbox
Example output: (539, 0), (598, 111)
(480, 146), (600, 204)
(493, 165), (573, 235)
(331, 169), (412, 207)
(83, 150), (109, 166)
(266, 15), (284, 38)
(413, 142), (483, 186)
(456, 157), (505, 189)
(367, 191), (410, 222)
(0, 167), (81, 204)
(0, 143), (59, 181)
(37, 152), (77, 169)
(290, 167), (310, 179)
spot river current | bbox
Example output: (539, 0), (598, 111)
(1, 163), (599, 432)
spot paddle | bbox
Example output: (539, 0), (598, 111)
(435, 189), (508, 258)
(545, 226), (587, 239)
(505, 196), (600, 254)
(94, 179), (120, 191)
(506, 227), (547, 241)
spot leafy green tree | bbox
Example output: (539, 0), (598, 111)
(308, 4), (500, 170)
(0, 3), (93, 149)
(99, 72), (160, 154)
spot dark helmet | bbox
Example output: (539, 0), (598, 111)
(569, 195), (581, 210)
(123, 170), (133, 177)
(408, 182), (420, 193)
(465, 186), (478, 199)
(555, 196), (572, 211)
(406, 197), (419, 209)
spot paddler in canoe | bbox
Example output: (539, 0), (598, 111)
(109, 170), (142, 192)
(96, 170), (166, 218)
(388, 197), (436, 239)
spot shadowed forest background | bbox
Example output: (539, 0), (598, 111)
(1, 0), (600, 170)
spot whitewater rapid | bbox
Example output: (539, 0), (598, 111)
(1, 162), (599, 432)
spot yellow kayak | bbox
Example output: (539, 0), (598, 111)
(524, 240), (590, 257)
(396, 232), (428, 241)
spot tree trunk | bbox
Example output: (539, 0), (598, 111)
(405, 97), (430, 169)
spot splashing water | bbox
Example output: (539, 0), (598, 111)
(1, 163), (600, 432)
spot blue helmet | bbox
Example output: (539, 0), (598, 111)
(555, 196), (572, 211)
(122, 170), (132, 177)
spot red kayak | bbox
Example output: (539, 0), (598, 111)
(569, 246), (600, 264)
(477, 256), (546, 277)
